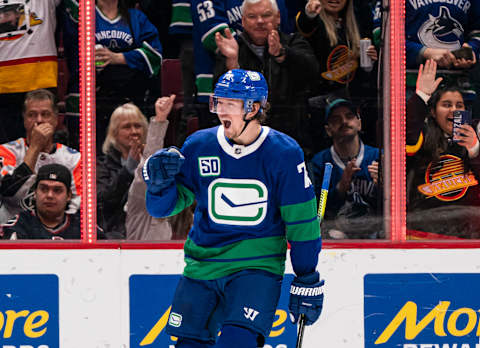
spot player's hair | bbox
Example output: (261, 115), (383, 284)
(253, 101), (270, 124)
(102, 103), (148, 155)
(318, 0), (360, 57)
(241, 0), (279, 14)
(22, 89), (58, 117)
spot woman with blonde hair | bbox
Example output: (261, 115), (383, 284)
(97, 102), (148, 239)
(296, 0), (377, 99)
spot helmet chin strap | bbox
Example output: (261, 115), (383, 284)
(237, 113), (251, 138)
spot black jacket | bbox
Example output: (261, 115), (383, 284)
(1, 211), (104, 240)
(214, 31), (319, 158)
(97, 147), (135, 239)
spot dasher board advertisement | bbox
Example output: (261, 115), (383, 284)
(364, 273), (480, 348)
(0, 274), (59, 348)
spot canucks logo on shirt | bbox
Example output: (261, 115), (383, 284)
(208, 178), (268, 226)
(418, 6), (463, 49)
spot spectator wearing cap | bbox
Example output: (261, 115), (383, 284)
(0, 89), (81, 224)
(1, 164), (99, 240)
(311, 98), (382, 239)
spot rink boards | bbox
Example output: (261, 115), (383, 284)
(0, 248), (479, 348)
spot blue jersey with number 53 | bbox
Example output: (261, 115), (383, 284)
(146, 126), (321, 280)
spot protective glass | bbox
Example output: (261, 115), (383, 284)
(209, 96), (244, 115)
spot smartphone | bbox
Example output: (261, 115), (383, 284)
(451, 46), (474, 60)
(452, 110), (472, 142)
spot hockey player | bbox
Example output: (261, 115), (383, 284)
(143, 69), (324, 347)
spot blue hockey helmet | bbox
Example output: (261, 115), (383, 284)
(210, 69), (268, 114)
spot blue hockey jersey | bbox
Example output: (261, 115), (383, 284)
(95, 7), (163, 76)
(311, 141), (380, 215)
(146, 126), (321, 280)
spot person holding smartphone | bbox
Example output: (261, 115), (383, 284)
(406, 59), (480, 239)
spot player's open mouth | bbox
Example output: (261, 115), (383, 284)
(223, 120), (231, 129)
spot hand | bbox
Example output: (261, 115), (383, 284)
(453, 44), (476, 69)
(366, 45), (378, 62)
(305, 0), (322, 16)
(368, 160), (379, 184)
(454, 124), (478, 150)
(155, 95), (176, 122)
(29, 123), (54, 152)
(215, 29), (239, 59)
(337, 160), (360, 193)
(267, 23), (284, 60)
(128, 137), (144, 163)
(423, 48), (455, 68)
(289, 272), (324, 326)
(95, 46), (126, 68)
(143, 147), (185, 194)
(416, 59), (443, 96)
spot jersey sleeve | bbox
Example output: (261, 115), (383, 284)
(191, 0), (233, 52)
(406, 93), (428, 156)
(277, 145), (321, 277)
(124, 9), (163, 76)
(169, 0), (193, 35)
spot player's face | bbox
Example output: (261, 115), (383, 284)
(35, 180), (71, 220)
(23, 99), (58, 137)
(242, 0), (280, 45)
(325, 106), (361, 140)
(115, 115), (144, 152)
(216, 97), (248, 138)
(321, 0), (348, 16)
(432, 91), (465, 135)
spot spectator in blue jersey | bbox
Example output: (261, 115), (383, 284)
(97, 102), (148, 239)
(406, 59), (480, 239)
(143, 69), (324, 347)
(311, 98), (382, 239)
(95, 0), (163, 151)
(214, 0), (319, 158)
(1, 164), (103, 240)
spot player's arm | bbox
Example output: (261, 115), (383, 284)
(191, 0), (233, 53)
(123, 9), (163, 77)
(277, 147), (324, 326)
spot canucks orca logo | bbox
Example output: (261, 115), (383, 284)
(418, 6), (463, 50)
(208, 178), (268, 226)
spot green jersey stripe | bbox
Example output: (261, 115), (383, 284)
(195, 75), (214, 96)
(280, 198), (318, 223)
(169, 184), (195, 216)
(171, 5), (192, 25)
(286, 219), (320, 242)
(184, 235), (287, 260)
(184, 255), (286, 280)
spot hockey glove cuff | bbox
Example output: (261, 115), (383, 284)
(288, 271), (324, 326)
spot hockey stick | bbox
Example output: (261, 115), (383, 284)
(296, 162), (333, 348)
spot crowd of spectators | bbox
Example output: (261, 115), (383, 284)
(1, 0), (479, 240)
